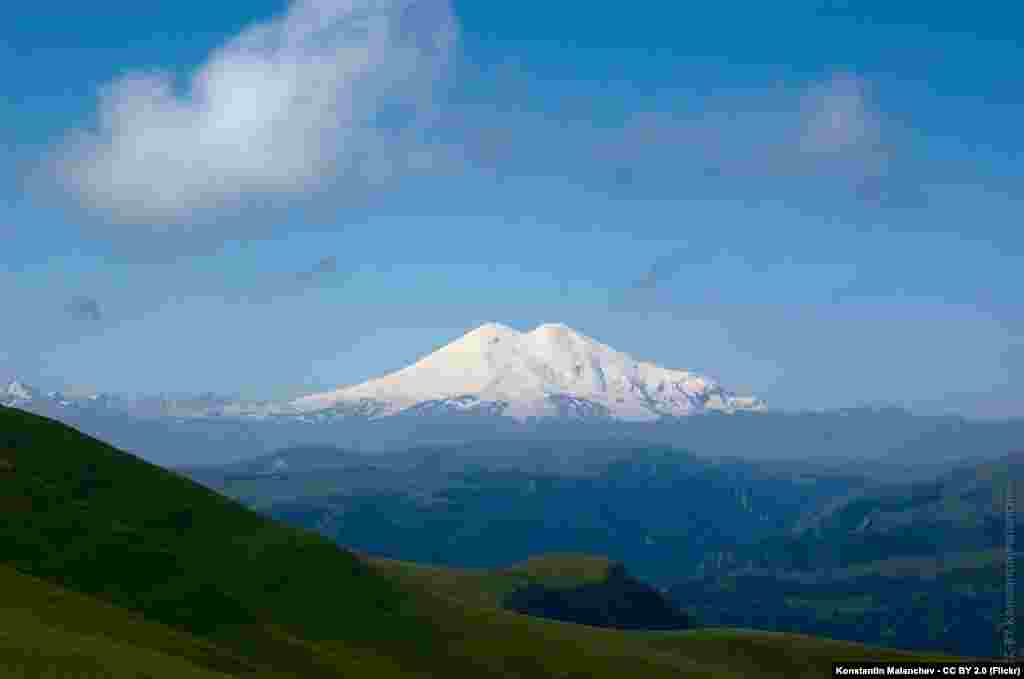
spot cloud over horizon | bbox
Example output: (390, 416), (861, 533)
(54, 0), (458, 223)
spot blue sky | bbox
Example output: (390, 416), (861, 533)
(2, 1), (1022, 417)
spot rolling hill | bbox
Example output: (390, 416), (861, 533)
(0, 405), (962, 677)
(371, 553), (691, 630)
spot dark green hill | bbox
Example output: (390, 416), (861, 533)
(0, 405), (426, 677)
(503, 562), (692, 630)
(0, 405), (959, 677)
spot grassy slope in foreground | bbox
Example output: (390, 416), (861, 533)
(0, 406), (959, 677)
(0, 565), (239, 679)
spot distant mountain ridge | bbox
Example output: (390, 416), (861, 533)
(670, 451), (1024, 658)
(3, 322), (764, 424)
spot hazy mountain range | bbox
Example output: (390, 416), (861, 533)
(3, 323), (765, 423)
(5, 323), (1022, 470)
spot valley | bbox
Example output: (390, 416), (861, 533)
(178, 439), (1023, 659)
(0, 404), (973, 677)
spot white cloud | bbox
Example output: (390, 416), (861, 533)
(56, 0), (458, 222)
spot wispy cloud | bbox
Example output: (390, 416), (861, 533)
(631, 249), (695, 291)
(237, 254), (349, 304)
(54, 0), (457, 223)
(65, 296), (103, 321)
(798, 73), (881, 155)
(853, 173), (930, 210)
(455, 72), (923, 212)
(609, 246), (725, 312)
(296, 254), (339, 282)
(615, 73), (890, 193)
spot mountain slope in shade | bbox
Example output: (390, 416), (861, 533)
(293, 322), (765, 421)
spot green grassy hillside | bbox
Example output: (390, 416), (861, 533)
(0, 565), (244, 679)
(0, 405), (961, 677)
(370, 553), (615, 609)
(2, 562), (957, 679)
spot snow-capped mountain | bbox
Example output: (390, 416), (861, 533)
(4, 380), (40, 404)
(3, 324), (764, 425)
(292, 322), (765, 421)
(2, 380), (117, 412)
(0, 378), (276, 421)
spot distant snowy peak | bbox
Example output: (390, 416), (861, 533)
(2, 380), (120, 411)
(293, 322), (766, 421)
(0, 378), (301, 421)
(1, 380), (228, 418)
(3, 380), (39, 403)
(5, 380), (38, 400)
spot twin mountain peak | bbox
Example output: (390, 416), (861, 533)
(291, 322), (766, 421)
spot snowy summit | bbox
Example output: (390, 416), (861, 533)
(292, 322), (765, 421)
(3, 380), (39, 403)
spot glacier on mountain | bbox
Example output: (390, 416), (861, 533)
(291, 322), (765, 421)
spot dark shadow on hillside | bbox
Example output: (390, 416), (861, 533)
(504, 563), (692, 631)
